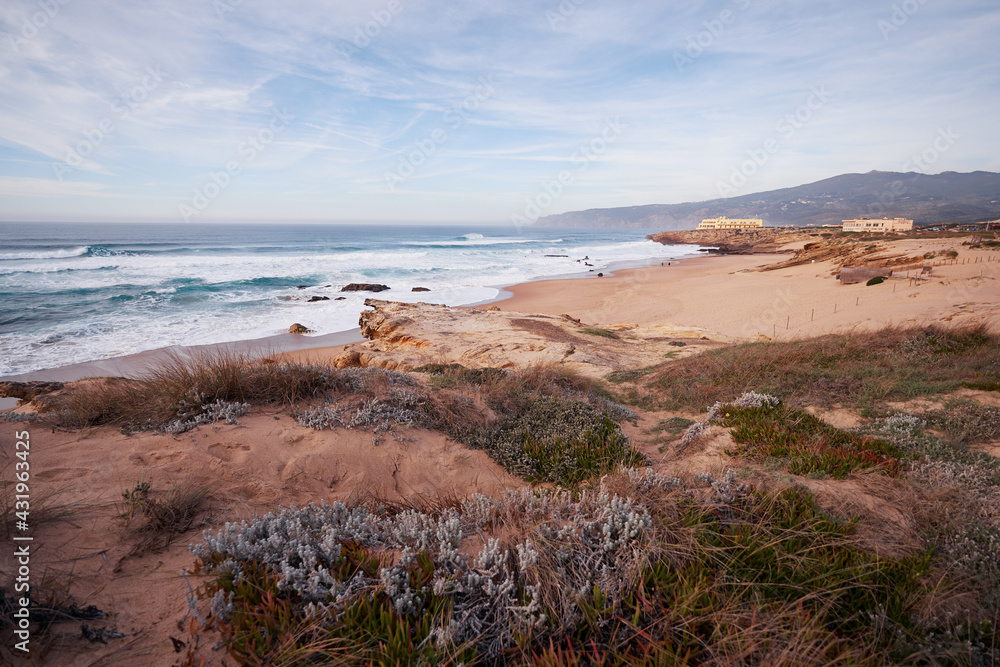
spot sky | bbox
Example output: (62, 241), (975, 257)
(0, 0), (998, 225)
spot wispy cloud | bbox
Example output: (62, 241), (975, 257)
(0, 176), (118, 197)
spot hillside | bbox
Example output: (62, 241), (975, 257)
(538, 170), (1000, 229)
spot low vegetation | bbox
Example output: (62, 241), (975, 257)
(634, 324), (999, 412)
(117, 477), (210, 554)
(925, 398), (1000, 446)
(963, 377), (1000, 392)
(580, 327), (620, 339)
(20, 350), (357, 431)
(717, 398), (904, 478)
(187, 470), (997, 665)
(299, 362), (645, 484)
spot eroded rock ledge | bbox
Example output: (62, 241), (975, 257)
(332, 299), (727, 376)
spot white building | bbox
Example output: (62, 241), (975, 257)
(697, 217), (764, 230)
(842, 217), (914, 232)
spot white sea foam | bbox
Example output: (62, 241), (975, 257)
(0, 246), (90, 261)
(0, 230), (702, 376)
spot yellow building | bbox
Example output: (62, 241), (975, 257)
(841, 217), (913, 232)
(697, 217), (764, 230)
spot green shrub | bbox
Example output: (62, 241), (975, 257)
(606, 368), (652, 384)
(580, 327), (620, 339)
(467, 396), (647, 484)
(718, 401), (904, 478)
(866, 276), (885, 286)
(962, 378), (1000, 392)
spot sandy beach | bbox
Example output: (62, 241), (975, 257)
(497, 239), (1000, 339)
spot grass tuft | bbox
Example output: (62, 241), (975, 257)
(925, 398), (1000, 446)
(29, 351), (416, 432)
(580, 327), (620, 340)
(117, 478), (210, 555)
(605, 367), (653, 384)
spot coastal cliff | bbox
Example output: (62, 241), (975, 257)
(647, 227), (814, 254)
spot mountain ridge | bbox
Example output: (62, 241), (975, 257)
(536, 170), (1000, 229)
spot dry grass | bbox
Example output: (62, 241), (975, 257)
(0, 454), (81, 539)
(636, 324), (999, 412)
(117, 479), (210, 558)
(30, 350), (372, 430)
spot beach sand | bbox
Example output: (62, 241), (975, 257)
(496, 241), (1000, 339)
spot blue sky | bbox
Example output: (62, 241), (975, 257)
(0, 0), (997, 224)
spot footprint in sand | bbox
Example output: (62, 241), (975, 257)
(148, 451), (186, 464)
(207, 443), (250, 462)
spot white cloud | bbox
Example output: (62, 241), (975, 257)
(0, 177), (118, 197)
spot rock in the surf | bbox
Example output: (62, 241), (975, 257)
(342, 283), (390, 292)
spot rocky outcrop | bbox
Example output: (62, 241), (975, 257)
(649, 228), (815, 254)
(288, 323), (313, 334)
(762, 239), (922, 272)
(331, 299), (726, 376)
(411, 287), (431, 292)
(0, 381), (65, 402)
(308, 296), (330, 302)
(342, 283), (390, 292)
(651, 229), (924, 272)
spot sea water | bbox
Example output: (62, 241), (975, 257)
(0, 223), (699, 376)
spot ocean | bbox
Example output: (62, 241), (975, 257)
(0, 223), (699, 377)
